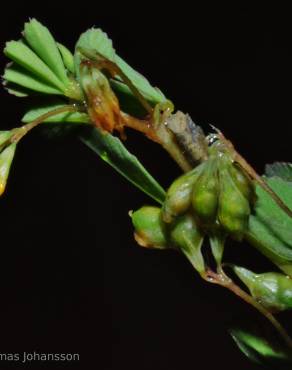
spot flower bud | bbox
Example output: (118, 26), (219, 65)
(162, 162), (205, 223)
(234, 266), (292, 312)
(79, 61), (121, 133)
(191, 158), (219, 225)
(131, 206), (168, 249)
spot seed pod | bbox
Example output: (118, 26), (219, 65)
(170, 214), (205, 275)
(162, 162), (206, 223)
(218, 162), (251, 238)
(234, 266), (292, 312)
(131, 206), (168, 249)
(191, 158), (219, 225)
(228, 163), (255, 203)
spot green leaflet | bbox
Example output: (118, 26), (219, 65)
(265, 162), (292, 182)
(4, 40), (66, 92)
(23, 19), (69, 86)
(112, 54), (166, 105)
(3, 20), (83, 100)
(0, 143), (17, 196)
(57, 42), (75, 74)
(247, 177), (292, 276)
(80, 127), (166, 204)
(4, 63), (63, 95)
(74, 28), (166, 108)
(230, 328), (291, 365)
(22, 101), (90, 124)
(74, 28), (115, 82)
(3, 82), (30, 97)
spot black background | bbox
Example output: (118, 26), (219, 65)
(0, 3), (291, 370)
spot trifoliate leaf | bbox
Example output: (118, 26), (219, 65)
(0, 143), (16, 196)
(4, 63), (63, 95)
(4, 40), (65, 93)
(80, 126), (166, 204)
(265, 162), (292, 182)
(57, 42), (75, 74)
(24, 19), (69, 86)
(74, 28), (167, 108)
(22, 101), (90, 124)
(247, 177), (292, 277)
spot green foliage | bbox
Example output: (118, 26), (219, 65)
(0, 139), (16, 196)
(265, 162), (292, 182)
(247, 177), (292, 276)
(80, 126), (166, 204)
(23, 19), (70, 86)
(57, 43), (75, 74)
(230, 328), (292, 366)
(4, 40), (66, 93)
(4, 63), (63, 95)
(3, 19), (82, 100)
(74, 28), (167, 109)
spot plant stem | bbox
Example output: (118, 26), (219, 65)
(10, 105), (78, 144)
(204, 269), (292, 350)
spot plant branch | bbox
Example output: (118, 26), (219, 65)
(203, 268), (292, 350)
(10, 105), (78, 144)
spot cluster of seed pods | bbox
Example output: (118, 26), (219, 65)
(133, 138), (255, 245)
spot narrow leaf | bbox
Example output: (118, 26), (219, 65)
(0, 143), (16, 196)
(24, 19), (69, 86)
(4, 63), (63, 95)
(112, 55), (166, 105)
(4, 40), (65, 92)
(230, 328), (291, 365)
(57, 42), (75, 74)
(80, 127), (166, 204)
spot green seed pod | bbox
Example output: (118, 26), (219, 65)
(228, 163), (255, 203)
(162, 162), (206, 223)
(191, 158), (219, 225)
(170, 214), (205, 275)
(218, 163), (251, 238)
(234, 266), (292, 312)
(131, 206), (168, 249)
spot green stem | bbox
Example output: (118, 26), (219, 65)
(10, 105), (78, 144)
(204, 269), (292, 350)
